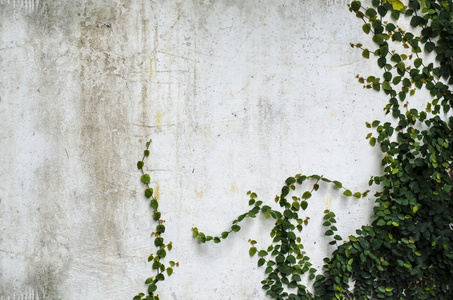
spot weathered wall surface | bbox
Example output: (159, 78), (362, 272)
(0, 0), (385, 299)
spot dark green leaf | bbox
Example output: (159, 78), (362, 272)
(231, 225), (241, 232)
(301, 201), (308, 210)
(150, 199), (159, 209)
(156, 225), (165, 233)
(141, 174), (151, 184)
(351, 1), (361, 12)
(148, 284), (157, 294)
(145, 188), (154, 198)
(302, 191), (312, 199)
(157, 249), (166, 259)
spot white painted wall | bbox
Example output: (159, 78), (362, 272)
(0, 0), (388, 299)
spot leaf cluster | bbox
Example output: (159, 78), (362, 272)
(195, 175), (365, 299)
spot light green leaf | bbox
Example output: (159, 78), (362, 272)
(343, 190), (352, 197)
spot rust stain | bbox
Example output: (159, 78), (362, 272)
(324, 197), (332, 208)
(154, 184), (160, 199)
(155, 110), (163, 127)
(196, 186), (203, 198)
(149, 57), (156, 77)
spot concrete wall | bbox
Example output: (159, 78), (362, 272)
(0, 0), (385, 299)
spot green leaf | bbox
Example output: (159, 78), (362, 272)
(137, 161), (144, 170)
(249, 247), (257, 256)
(302, 191), (312, 199)
(144, 150), (150, 157)
(167, 267), (173, 276)
(141, 174), (151, 184)
(386, 23), (396, 32)
(377, 219), (386, 226)
(153, 212), (161, 221)
(343, 190), (352, 197)
(373, 34), (384, 45)
(145, 188), (154, 198)
(390, 0), (404, 11)
(156, 225), (165, 233)
(392, 76), (401, 85)
(425, 42), (435, 53)
(155, 273), (164, 281)
(157, 249), (166, 259)
(301, 201), (308, 210)
(148, 284), (157, 294)
(258, 250), (268, 257)
(331, 181), (341, 188)
(154, 237), (164, 247)
(287, 255), (297, 264)
(150, 199), (159, 209)
(370, 137), (376, 146)
(281, 186), (290, 197)
(145, 277), (153, 284)
(414, 58), (423, 68)
(363, 23), (371, 34)
(351, 1), (361, 12)
(231, 225), (241, 232)
(285, 177), (296, 185)
(382, 81), (392, 90)
(353, 192), (362, 198)
(221, 232), (229, 239)
(362, 49), (370, 58)
(366, 8), (377, 17)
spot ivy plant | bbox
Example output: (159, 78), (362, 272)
(193, 1), (453, 299)
(134, 140), (178, 300)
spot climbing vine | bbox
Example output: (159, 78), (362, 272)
(134, 140), (178, 300)
(192, 0), (453, 299)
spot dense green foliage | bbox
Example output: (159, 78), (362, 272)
(194, 0), (453, 299)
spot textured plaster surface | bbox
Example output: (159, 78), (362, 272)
(0, 0), (386, 299)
